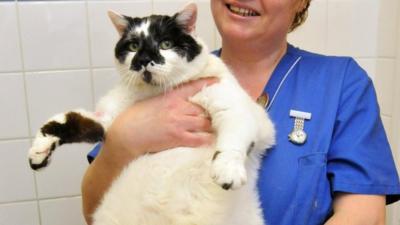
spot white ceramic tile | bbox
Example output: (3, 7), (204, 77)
(196, 0), (217, 50)
(0, 201), (40, 225)
(0, 2), (22, 72)
(25, 70), (93, 134)
(87, 1), (152, 67)
(92, 68), (120, 103)
(18, 2), (90, 71)
(355, 59), (375, 80)
(327, 0), (380, 57)
(288, 0), (327, 54)
(387, 203), (399, 225)
(39, 197), (86, 225)
(215, 26), (222, 48)
(0, 140), (36, 203)
(381, 115), (392, 147)
(375, 0), (398, 57)
(153, 0), (217, 50)
(0, 73), (30, 139)
(356, 58), (395, 117)
(35, 143), (91, 198)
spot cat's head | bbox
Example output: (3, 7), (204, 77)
(108, 3), (208, 88)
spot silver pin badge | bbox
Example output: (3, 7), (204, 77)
(288, 110), (311, 145)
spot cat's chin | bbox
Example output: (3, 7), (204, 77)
(144, 80), (161, 87)
(133, 77), (168, 89)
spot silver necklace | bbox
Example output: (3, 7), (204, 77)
(266, 56), (302, 111)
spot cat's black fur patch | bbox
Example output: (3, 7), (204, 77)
(143, 70), (153, 83)
(50, 142), (57, 152)
(29, 142), (56, 170)
(247, 141), (255, 155)
(115, 15), (202, 68)
(222, 182), (233, 190)
(29, 156), (50, 170)
(41, 112), (104, 145)
(212, 151), (221, 161)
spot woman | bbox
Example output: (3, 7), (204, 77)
(82, 0), (400, 224)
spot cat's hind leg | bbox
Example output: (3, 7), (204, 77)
(28, 110), (105, 170)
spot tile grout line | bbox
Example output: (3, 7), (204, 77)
(14, 1), (43, 225)
(85, 0), (96, 111)
(13, 1), (31, 138)
(0, 137), (32, 142)
(0, 194), (82, 206)
(324, 0), (328, 52)
(10, 66), (115, 76)
(36, 194), (82, 202)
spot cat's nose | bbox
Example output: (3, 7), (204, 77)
(139, 58), (151, 67)
(132, 54), (153, 70)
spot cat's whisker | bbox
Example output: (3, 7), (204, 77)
(116, 66), (129, 73)
(127, 74), (136, 89)
(122, 74), (132, 86)
(162, 76), (169, 94)
(121, 74), (130, 84)
(118, 68), (131, 83)
(119, 69), (135, 88)
(132, 73), (139, 88)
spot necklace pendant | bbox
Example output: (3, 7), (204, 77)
(257, 93), (269, 108)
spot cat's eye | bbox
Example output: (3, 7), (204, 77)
(160, 40), (173, 50)
(129, 42), (140, 52)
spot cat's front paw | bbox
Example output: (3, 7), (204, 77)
(211, 151), (247, 190)
(28, 134), (59, 170)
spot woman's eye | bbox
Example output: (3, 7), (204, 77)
(160, 40), (173, 50)
(129, 42), (140, 52)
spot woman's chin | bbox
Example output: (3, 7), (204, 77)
(220, 27), (257, 43)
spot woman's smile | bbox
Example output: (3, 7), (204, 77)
(225, 4), (260, 17)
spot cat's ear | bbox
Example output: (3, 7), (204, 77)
(175, 3), (197, 34)
(108, 10), (129, 36)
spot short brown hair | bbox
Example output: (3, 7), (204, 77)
(290, 0), (311, 32)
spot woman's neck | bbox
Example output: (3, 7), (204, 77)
(220, 40), (288, 99)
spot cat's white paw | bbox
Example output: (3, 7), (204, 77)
(211, 151), (247, 190)
(28, 134), (59, 170)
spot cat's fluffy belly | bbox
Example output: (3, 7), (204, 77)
(92, 147), (264, 225)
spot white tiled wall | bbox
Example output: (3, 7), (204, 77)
(0, 201), (40, 225)
(19, 2), (91, 71)
(0, 0), (399, 224)
(25, 70), (93, 133)
(39, 197), (86, 225)
(0, 2), (22, 72)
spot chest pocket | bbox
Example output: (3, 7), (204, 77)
(292, 152), (332, 225)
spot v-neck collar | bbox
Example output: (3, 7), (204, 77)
(263, 44), (301, 111)
(213, 44), (301, 110)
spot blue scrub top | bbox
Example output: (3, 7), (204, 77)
(87, 44), (400, 225)
(256, 44), (400, 224)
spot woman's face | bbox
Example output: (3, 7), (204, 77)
(211, 0), (305, 45)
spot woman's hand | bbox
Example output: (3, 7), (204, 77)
(82, 78), (217, 225)
(104, 78), (217, 159)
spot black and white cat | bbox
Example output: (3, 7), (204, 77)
(28, 3), (274, 225)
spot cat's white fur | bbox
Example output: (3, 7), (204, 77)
(91, 51), (274, 225)
(28, 3), (275, 225)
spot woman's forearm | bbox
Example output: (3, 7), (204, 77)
(324, 193), (386, 225)
(81, 140), (136, 225)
